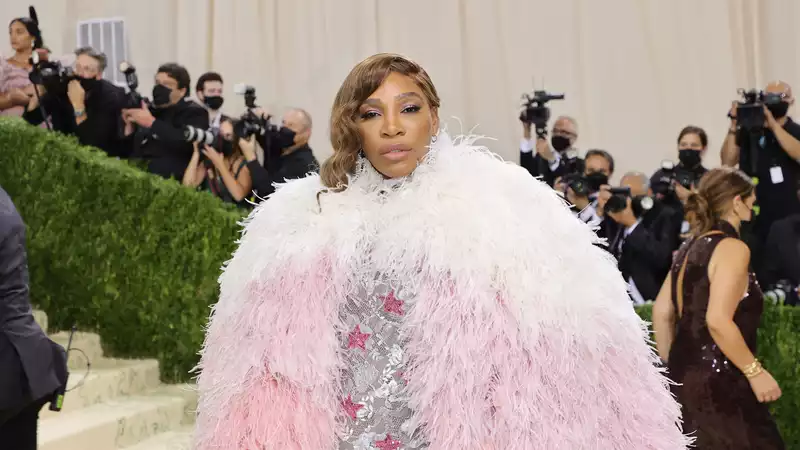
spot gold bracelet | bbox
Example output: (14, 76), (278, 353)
(743, 360), (764, 378)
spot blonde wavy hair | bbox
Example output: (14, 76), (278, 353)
(319, 53), (441, 191)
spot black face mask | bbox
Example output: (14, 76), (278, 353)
(278, 126), (297, 149)
(220, 139), (234, 156)
(585, 172), (608, 192)
(203, 95), (224, 111)
(551, 135), (571, 152)
(152, 84), (173, 107)
(768, 101), (790, 119)
(678, 149), (702, 168)
(78, 77), (99, 92)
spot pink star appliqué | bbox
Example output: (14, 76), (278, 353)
(341, 394), (364, 420)
(347, 325), (370, 351)
(382, 291), (405, 315)
(375, 434), (402, 450)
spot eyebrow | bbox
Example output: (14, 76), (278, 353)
(363, 92), (423, 107)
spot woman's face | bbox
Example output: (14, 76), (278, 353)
(678, 132), (705, 152)
(357, 72), (439, 179)
(9, 21), (33, 52)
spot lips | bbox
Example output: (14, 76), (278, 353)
(379, 144), (412, 155)
(379, 144), (412, 161)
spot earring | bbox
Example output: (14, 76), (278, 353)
(431, 135), (438, 143)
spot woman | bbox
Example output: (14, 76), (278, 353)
(653, 167), (784, 449)
(183, 118), (253, 206)
(0, 8), (43, 117)
(194, 53), (690, 449)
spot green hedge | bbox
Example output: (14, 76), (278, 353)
(0, 117), (245, 382)
(0, 117), (797, 443)
(637, 303), (800, 446)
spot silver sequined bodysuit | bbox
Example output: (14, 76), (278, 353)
(336, 275), (429, 450)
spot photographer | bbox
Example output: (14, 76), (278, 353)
(247, 107), (319, 199)
(183, 118), (252, 206)
(520, 115), (582, 186)
(23, 47), (127, 156)
(650, 125), (709, 209)
(721, 81), (800, 273)
(556, 149), (614, 227)
(597, 172), (682, 304)
(121, 63), (209, 180)
(195, 72), (227, 129)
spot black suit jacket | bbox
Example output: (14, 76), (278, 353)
(23, 79), (128, 157)
(0, 187), (66, 415)
(126, 99), (210, 180)
(602, 202), (683, 301)
(520, 150), (583, 186)
(760, 214), (800, 288)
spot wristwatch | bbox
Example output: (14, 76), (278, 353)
(74, 108), (86, 118)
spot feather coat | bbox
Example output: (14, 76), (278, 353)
(193, 132), (690, 449)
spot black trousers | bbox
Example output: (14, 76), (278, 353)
(0, 395), (49, 450)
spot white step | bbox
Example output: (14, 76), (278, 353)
(51, 331), (104, 370)
(121, 427), (193, 450)
(39, 358), (161, 419)
(39, 390), (190, 450)
(33, 308), (49, 332)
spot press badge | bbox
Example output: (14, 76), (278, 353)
(770, 166), (784, 184)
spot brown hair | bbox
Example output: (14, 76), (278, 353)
(677, 125), (708, 148)
(684, 167), (754, 234)
(319, 53), (441, 191)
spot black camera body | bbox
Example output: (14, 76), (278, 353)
(562, 173), (590, 198)
(520, 89), (565, 138)
(118, 61), (151, 109)
(652, 160), (695, 197)
(29, 56), (76, 94)
(736, 88), (784, 131)
(604, 187), (654, 218)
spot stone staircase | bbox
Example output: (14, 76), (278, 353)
(33, 310), (195, 450)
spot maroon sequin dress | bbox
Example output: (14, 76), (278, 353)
(667, 222), (784, 449)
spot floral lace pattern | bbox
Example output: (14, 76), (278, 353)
(336, 275), (429, 450)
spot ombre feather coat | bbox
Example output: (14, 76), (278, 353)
(193, 132), (691, 449)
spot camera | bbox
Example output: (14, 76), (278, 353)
(763, 280), (798, 306)
(28, 51), (76, 92)
(233, 84), (296, 147)
(735, 89), (784, 131)
(118, 61), (150, 109)
(604, 187), (654, 217)
(561, 173), (590, 198)
(520, 89), (565, 138)
(652, 160), (695, 197)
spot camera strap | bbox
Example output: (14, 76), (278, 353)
(675, 230), (725, 318)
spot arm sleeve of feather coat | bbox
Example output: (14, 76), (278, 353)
(192, 275), (339, 450)
(192, 189), (341, 449)
(481, 168), (691, 449)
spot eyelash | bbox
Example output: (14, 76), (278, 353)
(361, 105), (421, 120)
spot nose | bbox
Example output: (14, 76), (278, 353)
(380, 110), (405, 138)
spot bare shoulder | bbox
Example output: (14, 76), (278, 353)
(709, 237), (750, 276)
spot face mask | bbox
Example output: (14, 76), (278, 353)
(203, 95), (224, 111)
(220, 139), (234, 156)
(737, 204), (754, 223)
(278, 126), (297, 148)
(78, 77), (98, 91)
(551, 135), (571, 152)
(585, 172), (608, 192)
(152, 84), (173, 107)
(767, 101), (790, 119)
(678, 149), (702, 168)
